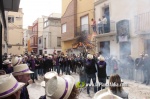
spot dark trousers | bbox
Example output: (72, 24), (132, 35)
(86, 73), (97, 94)
(98, 77), (106, 91)
(65, 66), (70, 75)
(31, 69), (37, 81)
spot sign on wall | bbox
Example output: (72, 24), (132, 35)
(116, 20), (130, 42)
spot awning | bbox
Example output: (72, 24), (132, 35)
(3, 0), (20, 12)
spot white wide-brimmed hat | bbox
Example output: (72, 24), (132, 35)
(87, 54), (93, 59)
(7, 55), (11, 59)
(93, 88), (123, 99)
(38, 55), (42, 58)
(0, 74), (25, 98)
(40, 71), (58, 87)
(98, 55), (105, 61)
(3, 60), (12, 65)
(45, 54), (48, 57)
(48, 55), (52, 58)
(45, 75), (75, 99)
(11, 57), (22, 66)
(13, 64), (33, 76)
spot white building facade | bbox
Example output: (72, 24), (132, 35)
(43, 13), (61, 54)
(94, 0), (150, 59)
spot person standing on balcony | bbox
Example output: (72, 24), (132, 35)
(102, 15), (108, 33)
(91, 18), (97, 33)
(98, 18), (103, 34)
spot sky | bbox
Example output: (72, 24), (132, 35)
(19, 0), (62, 29)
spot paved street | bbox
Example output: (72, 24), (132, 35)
(28, 74), (150, 99)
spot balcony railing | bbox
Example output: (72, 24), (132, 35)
(135, 12), (150, 34)
(75, 21), (116, 37)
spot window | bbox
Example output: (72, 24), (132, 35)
(81, 15), (88, 33)
(44, 21), (49, 27)
(44, 38), (46, 48)
(16, 17), (22, 20)
(8, 16), (14, 23)
(57, 37), (61, 47)
(62, 24), (66, 33)
(39, 38), (41, 44)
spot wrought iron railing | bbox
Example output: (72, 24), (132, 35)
(135, 12), (150, 34)
(75, 21), (116, 37)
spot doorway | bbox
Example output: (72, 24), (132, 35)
(100, 41), (110, 57)
(39, 50), (43, 55)
(119, 42), (131, 58)
(144, 39), (150, 55)
(103, 6), (110, 33)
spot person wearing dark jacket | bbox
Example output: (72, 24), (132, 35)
(96, 56), (107, 91)
(84, 54), (97, 96)
(29, 55), (36, 82)
(38, 55), (44, 76)
(143, 54), (150, 85)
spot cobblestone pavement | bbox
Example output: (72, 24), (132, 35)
(27, 73), (150, 99)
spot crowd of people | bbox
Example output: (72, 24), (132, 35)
(0, 52), (150, 99)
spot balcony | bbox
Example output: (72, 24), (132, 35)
(75, 24), (92, 37)
(75, 21), (116, 38)
(135, 12), (150, 34)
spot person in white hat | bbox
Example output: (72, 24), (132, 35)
(11, 57), (22, 67)
(96, 56), (107, 91)
(13, 64), (34, 99)
(2, 60), (13, 74)
(39, 71), (58, 99)
(40, 71), (58, 87)
(45, 74), (79, 99)
(84, 54), (97, 96)
(0, 74), (25, 99)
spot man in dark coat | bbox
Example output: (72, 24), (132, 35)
(143, 54), (150, 85)
(96, 56), (107, 91)
(84, 54), (97, 96)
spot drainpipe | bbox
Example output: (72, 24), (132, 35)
(4, 29), (8, 53)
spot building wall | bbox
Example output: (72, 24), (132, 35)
(7, 8), (24, 55)
(31, 21), (38, 53)
(61, 0), (77, 53)
(38, 18), (43, 37)
(62, 0), (72, 15)
(77, 0), (94, 27)
(61, 0), (77, 41)
(23, 29), (28, 53)
(43, 15), (61, 54)
(94, 0), (150, 58)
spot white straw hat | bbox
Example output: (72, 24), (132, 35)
(87, 54), (93, 59)
(11, 57), (22, 66)
(45, 75), (75, 99)
(13, 64), (33, 76)
(98, 55), (105, 61)
(40, 71), (58, 87)
(0, 74), (25, 98)
(93, 88), (123, 99)
(7, 55), (11, 59)
(3, 60), (12, 65)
